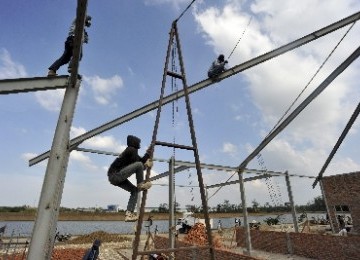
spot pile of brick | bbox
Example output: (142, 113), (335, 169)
(182, 223), (223, 248)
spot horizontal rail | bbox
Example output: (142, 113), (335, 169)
(0, 76), (69, 94)
(155, 141), (195, 150)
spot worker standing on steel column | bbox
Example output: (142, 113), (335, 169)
(47, 15), (91, 76)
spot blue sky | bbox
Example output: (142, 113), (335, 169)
(1, 0), (360, 211)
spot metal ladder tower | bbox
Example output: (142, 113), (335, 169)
(132, 21), (215, 260)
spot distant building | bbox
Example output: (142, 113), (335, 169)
(322, 171), (359, 234)
(107, 204), (121, 212)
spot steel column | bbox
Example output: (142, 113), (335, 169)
(169, 157), (175, 260)
(27, 1), (87, 258)
(285, 171), (299, 233)
(238, 171), (252, 255)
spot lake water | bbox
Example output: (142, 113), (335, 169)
(0, 212), (326, 237)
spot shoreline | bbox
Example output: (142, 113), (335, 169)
(0, 211), (326, 221)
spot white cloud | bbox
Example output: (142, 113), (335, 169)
(0, 49), (27, 78)
(83, 75), (123, 105)
(21, 152), (38, 161)
(250, 0), (360, 44)
(34, 89), (65, 112)
(195, 0), (360, 167)
(70, 126), (126, 152)
(69, 150), (98, 171)
(221, 142), (238, 156)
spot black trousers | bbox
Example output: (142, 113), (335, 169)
(48, 36), (82, 71)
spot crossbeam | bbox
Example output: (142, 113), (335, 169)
(0, 76), (69, 94)
(73, 147), (315, 178)
(148, 166), (190, 182)
(29, 11), (360, 167)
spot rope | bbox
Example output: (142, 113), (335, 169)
(266, 21), (356, 138)
(175, 0), (197, 22)
(227, 16), (252, 60)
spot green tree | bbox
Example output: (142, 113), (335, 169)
(158, 203), (169, 213)
(252, 199), (259, 212)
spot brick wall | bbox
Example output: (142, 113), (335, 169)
(154, 235), (258, 260)
(322, 171), (360, 234)
(236, 228), (360, 259)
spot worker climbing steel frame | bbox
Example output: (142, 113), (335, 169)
(132, 21), (215, 260)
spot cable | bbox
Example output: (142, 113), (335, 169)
(227, 16), (252, 60)
(207, 171), (237, 201)
(175, 0), (197, 22)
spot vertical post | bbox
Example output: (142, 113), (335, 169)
(27, 78), (82, 260)
(319, 180), (335, 233)
(169, 157), (175, 259)
(27, 1), (87, 258)
(238, 171), (252, 255)
(285, 171), (299, 233)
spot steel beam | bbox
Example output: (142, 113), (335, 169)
(29, 11), (360, 166)
(0, 76), (68, 94)
(77, 146), (315, 178)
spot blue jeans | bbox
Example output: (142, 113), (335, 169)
(108, 162), (144, 212)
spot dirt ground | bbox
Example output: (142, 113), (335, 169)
(0, 229), (316, 260)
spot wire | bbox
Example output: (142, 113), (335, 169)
(227, 16), (252, 60)
(207, 171), (238, 201)
(175, 0), (197, 22)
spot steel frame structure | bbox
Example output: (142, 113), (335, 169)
(0, 6), (359, 259)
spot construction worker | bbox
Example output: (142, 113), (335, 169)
(82, 239), (101, 260)
(207, 54), (228, 79)
(47, 15), (91, 76)
(107, 135), (153, 222)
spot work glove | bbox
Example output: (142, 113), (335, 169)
(145, 159), (153, 169)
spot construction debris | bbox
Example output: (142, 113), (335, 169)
(182, 223), (223, 248)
